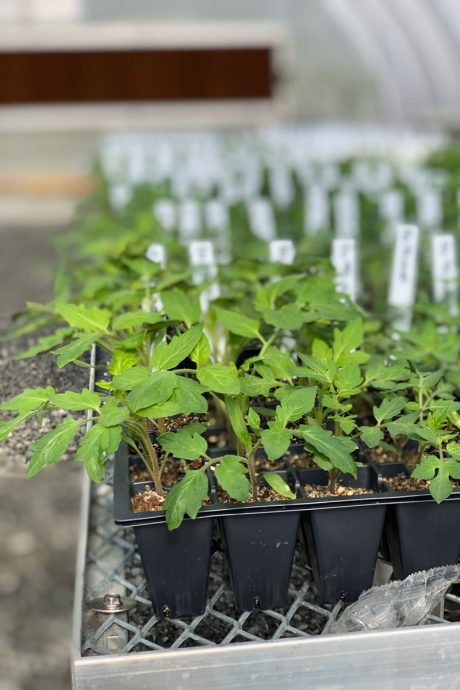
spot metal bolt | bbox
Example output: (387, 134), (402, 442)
(88, 592), (135, 614)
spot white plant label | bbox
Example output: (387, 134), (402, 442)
(269, 165), (294, 209)
(247, 198), (276, 241)
(188, 241), (220, 310)
(269, 240), (296, 265)
(416, 189), (442, 229)
(432, 234), (458, 315)
(334, 190), (359, 238)
(205, 200), (229, 231)
(388, 224), (419, 331)
(109, 183), (131, 210)
(304, 185), (329, 235)
(179, 200), (201, 241)
(379, 190), (404, 224)
(331, 238), (358, 303)
(152, 199), (176, 232)
(145, 243), (166, 268)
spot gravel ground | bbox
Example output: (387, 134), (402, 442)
(0, 227), (82, 690)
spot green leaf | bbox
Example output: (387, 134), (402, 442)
(112, 311), (162, 330)
(373, 397), (405, 425)
(264, 472), (296, 499)
(411, 455), (439, 480)
(240, 375), (275, 397)
(139, 377), (208, 418)
(0, 412), (31, 441)
(299, 422), (358, 477)
(27, 419), (79, 477)
(55, 332), (100, 368)
(276, 386), (317, 423)
(333, 319), (363, 365)
(261, 427), (291, 461)
(430, 465), (453, 503)
(258, 346), (297, 379)
(0, 386), (54, 412)
(364, 361), (411, 390)
(164, 470), (209, 530)
(158, 427), (207, 460)
(225, 396), (251, 447)
(14, 328), (73, 360)
(111, 366), (150, 391)
(56, 303), (110, 333)
(161, 289), (201, 328)
(214, 455), (250, 501)
(49, 388), (101, 411)
(214, 306), (260, 339)
(197, 363), (240, 395)
(359, 426), (384, 448)
(190, 333), (211, 367)
(298, 354), (336, 385)
(98, 399), (129, 427)
(334, 364), (363, 397)
(127, 371), (179, 412)
(247, 408), (261, 430)
(76, 423), (122, 482)
(261, 304), (304, 330)
(447, 443), (460, 460)
(152, 324), (203, 371)
(108, 350), (140, 376)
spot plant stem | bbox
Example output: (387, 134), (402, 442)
(329, 467), (338, 495)
(247, 452), (258, 502)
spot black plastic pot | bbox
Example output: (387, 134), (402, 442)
(298, 466), (387, 605)
(220, 474), (300, 611)
(378, 462), (460, 579)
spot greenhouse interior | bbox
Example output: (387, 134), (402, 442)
(4, 2), (460, 689)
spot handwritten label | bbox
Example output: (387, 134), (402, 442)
(205, 200), (229, 231)
(269, 240), (295, 265)
(145, 243), (166, 268)
(247, 198), (276, 241)
(331, 238), (358, 303)
(334, 190), (359, 238)
(109, 183), (131, 210)
(153, 200), (176, 232)
(432, 234), (458, 315)
(416, 189), (442, 229)
(269, 165), (294, 209)
(178, 200), (201, 241)
(388, 224), (419, 330)
(304, 185), (329, 235)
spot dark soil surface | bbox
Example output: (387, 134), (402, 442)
(0, 226), (82, 690)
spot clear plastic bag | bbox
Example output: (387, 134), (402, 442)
(327, 564), (460, 634)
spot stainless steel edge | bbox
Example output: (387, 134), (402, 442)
(73, 622), (460, 690)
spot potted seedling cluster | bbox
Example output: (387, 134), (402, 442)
(3, 135), (460, 620)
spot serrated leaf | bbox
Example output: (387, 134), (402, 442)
(127, 371), (179, 412)
(49, 388), (101, 411)
(108, 350), (140, 376)
(240, 375), (275, 397)
(0, 386), (55, 412)
(214, 306), (260, 339)
(247, 408), (261, 430)
(275, 386), (317, 423)
(14, 328), (73, 360)
(158, 427), (207, 460)
(373, 397), (405, 424)
(261, 428), (291, 461)
(190, 333), (211, 366)
(197, 364), (240, 395)
(359, 426), (384, 448)
(0, 412), (31, 441)
(411, 455), (439, 480)
(112, 311), (162, 330)
(56, 303), (110, 333)
(161, 289), (201, 328)
(260, 347), (297, 380)
(76, 423), (122, 482)
(429, 465), (453, 503)
(27, 419), (79, 477)
(138, 377), (208, 418)
(98, 399), (129, 427)
(55, 332), (100, 368)
(152, 324), (203, 371)
(333, 319), (363, 365)
(262, 304), (304, 330)
(264, 472), (296, 499)
(299, 422), (357, 477)
(298, 353), (336, 385)
(334, 364), (363, 397)
(111, 366), (150, 391)
(164, 470), (209, 530)
(214, 455), (250, 501)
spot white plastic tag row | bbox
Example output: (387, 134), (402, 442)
(188, 241), (220, 311)
(269, 240), (295, 265)
(178, 200), (201, 241)
(145, 243), (167, 269)
(109, 183), (131, 210)
(304, 186), (329, 235)
(205, 199), (229, 231)
(153, 199), (177, 232)
(416, 189), (442, 229)
(432, 233), (458, 316)
(334, 190), (359, 239)
(269, 165), (295, 209)
(388, 224), (419, 331)
(379, 189), (404, 224)
(331, 238), (358, 303)
(247, 198), (276, 241)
